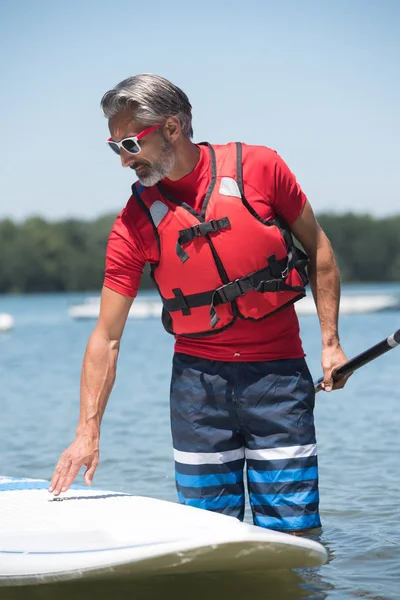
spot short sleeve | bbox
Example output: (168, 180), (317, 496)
(273, 153), (307, 225)
(241, 144), (307, 226)
(104, 205), (147, 298)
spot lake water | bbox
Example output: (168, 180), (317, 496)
(1, 286), (400, 600)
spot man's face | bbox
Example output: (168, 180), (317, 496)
(109, 109), (176, 186)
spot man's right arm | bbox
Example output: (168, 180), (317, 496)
(48, 287), (133, 496)
(49, 201), (151, 495)
(76, 286), (133, 439)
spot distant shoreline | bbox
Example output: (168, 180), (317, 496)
(1, 212), (399, 294)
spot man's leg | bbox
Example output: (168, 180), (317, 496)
(170, 352), (245, 520)
(238, 358), (321, 533)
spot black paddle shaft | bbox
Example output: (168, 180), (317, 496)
(314, 328), (400, 392)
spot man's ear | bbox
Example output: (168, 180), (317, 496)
(163, 116), (181, 143)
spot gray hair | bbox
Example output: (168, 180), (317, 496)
(101, 73), (193, 138)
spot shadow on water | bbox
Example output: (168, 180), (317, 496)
(0, 568), (334, 600)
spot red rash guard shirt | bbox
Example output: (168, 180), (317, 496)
(105, 143), (308, 361)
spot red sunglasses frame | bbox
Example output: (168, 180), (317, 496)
(106, 123), (162, 155)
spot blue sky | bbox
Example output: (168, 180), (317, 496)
(0, 0), (399, 221)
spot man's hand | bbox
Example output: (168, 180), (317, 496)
(48, 434), (99, 496)
(320, 345), (349, 392)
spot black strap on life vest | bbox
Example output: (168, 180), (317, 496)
(161, 251), (306, 328)
(209, 252), (305, 328)
(176, 217), (231, 263)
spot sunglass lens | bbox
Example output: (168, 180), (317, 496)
(122, 139), (140, 154)
(108, 141), (121, 155)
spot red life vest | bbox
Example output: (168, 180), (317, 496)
(132, 142), (308, 337)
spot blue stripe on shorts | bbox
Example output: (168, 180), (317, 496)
(175, 470), (243, 488)
(247, 466), (318, 484)
(178, 491), (245, 511)
(250, 489), (319, 508)
(254, 514), (319, 531)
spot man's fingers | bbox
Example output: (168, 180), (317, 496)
(49, 455), (85, 495)
(54, 464), (74, 496)
(49, 438), (100, 495)
(49, 459), (71, 494)
(60, 463), (83, 493)
(332, 372), (352, 390)
(323, 368), (351, 391)
(49, 460), (65, 491)
(48, 471), (59, 493)
(84, 460), (99, 486)
(50, 459), (99, 495)
(323, 370), (333, 392)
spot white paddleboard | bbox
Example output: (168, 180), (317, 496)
(0, 477), (328, 586)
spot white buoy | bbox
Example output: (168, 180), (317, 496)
(0, 314), (14, 332)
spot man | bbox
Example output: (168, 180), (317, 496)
(49, 73), (348, 533)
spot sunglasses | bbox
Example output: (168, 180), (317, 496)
(106, 123), (162, 155)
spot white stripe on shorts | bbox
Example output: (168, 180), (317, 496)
(173, 447), (245, 465)
(245, 443), (317, 461)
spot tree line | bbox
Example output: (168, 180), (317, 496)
(0, 212), (399, 294)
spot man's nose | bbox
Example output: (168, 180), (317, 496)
(120, 148), (136, 168)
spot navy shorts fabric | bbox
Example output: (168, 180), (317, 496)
(170, 353), (321, 532)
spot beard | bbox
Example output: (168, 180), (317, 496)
(130, 137), (176, 187)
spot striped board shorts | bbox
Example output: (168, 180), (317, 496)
(170, 353), (321, 532)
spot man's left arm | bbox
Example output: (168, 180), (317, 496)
(290, 200), (349, 391)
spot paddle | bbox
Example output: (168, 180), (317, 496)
(314, 328), (400, 393)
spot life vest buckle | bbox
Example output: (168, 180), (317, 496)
(192, 224), (203, 237)
(281, 265), (288, 278)
(247, 274), (257, 288)
(216, 278), (247, 304)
